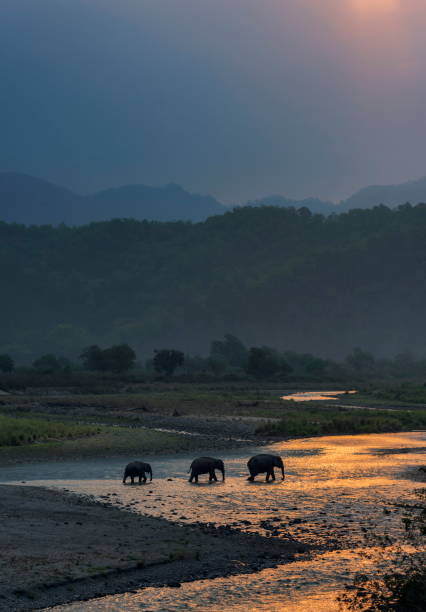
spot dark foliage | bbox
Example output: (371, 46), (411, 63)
(153, 349), (185, 377)
(0, 354), (14, 373)
(246, 346), (291, 379)
(80, 344), (136, 373)
(3, 204), (426, 361)
(210, 334), (248, 368)
(32, 354), (72, 374)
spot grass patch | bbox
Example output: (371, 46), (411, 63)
(340, 384), (426, 408)
(256, 407), (426, 437)
(0, 422), (206, 464)
(0, 414), (99, 447)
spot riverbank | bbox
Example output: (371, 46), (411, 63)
(0, 412), (266, 467)
(2, 383), (426, 467)
(0, 484), (305, 612)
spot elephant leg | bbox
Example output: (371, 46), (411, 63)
(271, 468), (276, 481)
(139, 475), (142, 484)
(143, 475), (147, 483)
(247, 470), (255, 481)
(131, 476), (135, 484)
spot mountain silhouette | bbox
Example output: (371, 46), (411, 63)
(339, 176), (426, 211)
(0, 173), (225, 225)
(2, 172), (426, 226)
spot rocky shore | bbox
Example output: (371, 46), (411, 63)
(0, 484), (306, 611)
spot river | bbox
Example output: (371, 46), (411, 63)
(0, 431), (424, 611)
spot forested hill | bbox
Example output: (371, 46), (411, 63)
(2, 203), (426, 362)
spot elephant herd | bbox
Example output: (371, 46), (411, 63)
(122, 454), (285, 485)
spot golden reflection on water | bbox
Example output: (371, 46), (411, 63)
(37, 432), (425, 611)
(281, 390), (357, 402)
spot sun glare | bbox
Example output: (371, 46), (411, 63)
(350, 0), (399, 17)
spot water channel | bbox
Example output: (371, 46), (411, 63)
(1, 431), (424, 611)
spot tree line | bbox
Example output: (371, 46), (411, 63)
(2, 334), (426, 381)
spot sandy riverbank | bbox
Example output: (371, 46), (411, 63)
(0, 484), (305, 611)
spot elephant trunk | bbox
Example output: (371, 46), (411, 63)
(149, 466), (153, 481)
(221, 466), (225, 481)
(280, 460), (285, 480)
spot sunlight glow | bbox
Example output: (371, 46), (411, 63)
(350, 0), (400, 18)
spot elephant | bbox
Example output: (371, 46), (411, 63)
(188, 457), (225, 483)
(123, 461), (152, 484)
(247, 454), (285, 482)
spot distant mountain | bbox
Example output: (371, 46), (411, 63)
(339, 176), (426, 211)
(3, 172), (426, 226)
(87, 182), (223, 223)
(0, 173), (225, 225)
(0, 173), (80, 225)
(255, 177), (426, 214)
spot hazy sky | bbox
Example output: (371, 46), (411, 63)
(1, 0), (426, 202)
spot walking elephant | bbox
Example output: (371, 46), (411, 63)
(123, 461), (152, 484)
(247, 454), (285, 482)
(188, 457), (225, 483)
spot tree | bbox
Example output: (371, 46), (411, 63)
(207, 353), (227, 376)
(80, 345), (105, 371)
(102, 344), (136, 373)
(299, 353), (327, 377)
(80, 344), (136, 372)
(0, 354), (14, 373)
(210, 334), (248, 368)
(153, 349), (184, 376)
(346, 347), (375, 376)
(33, 354), (71, 374)
(246, 346), (280, 379)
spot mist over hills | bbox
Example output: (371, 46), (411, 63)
(339, 176), (426, 212)
(0, 173), (225, 225)
(2, 172), (426, 225)
(2, 203), (426, 362)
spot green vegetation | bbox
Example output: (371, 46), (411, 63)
(3, 203), (426, 362)
(80, 344), (136, 373)
(365, 384), (426, 405)
(0, 380), (425, 464)
(0, 413), (205, 464)
(257, 407), (426, 437)
(4, 341), (426, 389)
(0, 354), (14, 373)
(153, 349), (185, 376)
(0, 415), (99, 447)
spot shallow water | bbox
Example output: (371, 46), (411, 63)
(281, 390), (357, 401)
(1, 432), (424, 611)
